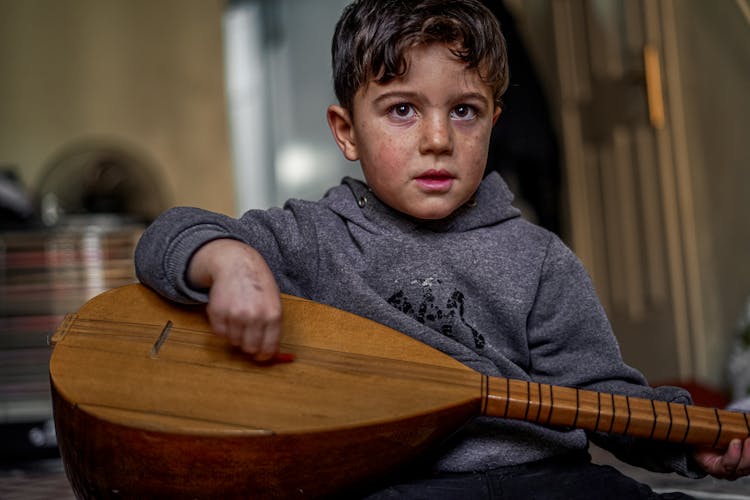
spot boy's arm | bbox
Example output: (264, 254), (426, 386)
(135, 204), (320, 360)
(528, 237), (750, 478)
(135, 205), (318, 301)
(188, 239), (282, 361)
(525, 235), (650, 391)
(525, 236), (699, 475)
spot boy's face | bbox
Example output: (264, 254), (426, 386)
(328, 43), (501, 220)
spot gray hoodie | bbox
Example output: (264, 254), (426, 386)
(135, 172), (699, 475)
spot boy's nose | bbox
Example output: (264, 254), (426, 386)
(419, 114), (453, 156)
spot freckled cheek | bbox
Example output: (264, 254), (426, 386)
(370, 138), (411, 176)
(462, 133), (487, 156)
(471, 130), (493, 157)
(376, 150), (405, 178)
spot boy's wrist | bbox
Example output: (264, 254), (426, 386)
(187, 238), (250, 289)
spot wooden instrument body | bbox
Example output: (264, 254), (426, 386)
(50, 284), (750, 498)
(50, 284), (483, 499)
(52, 387), (472, 498)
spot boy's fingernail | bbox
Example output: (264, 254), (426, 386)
(251, 351), (296, 365)
(273, 352), (296, 363)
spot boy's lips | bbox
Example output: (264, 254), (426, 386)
(414, 169), (455, 192)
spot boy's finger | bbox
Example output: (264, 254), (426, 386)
(736, 439), (750, 476)
(240, 323), (263, 354)
(255, 321), (282, 361)
(208, 313), (228, 338)
(722, 440), (742, 475)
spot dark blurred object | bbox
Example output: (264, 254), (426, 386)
(483, 1), (562, 235)
(0, 421), (59, 461)
(35, 139), (169, 226)
(0, 168), (35, 230)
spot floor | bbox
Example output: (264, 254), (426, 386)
(0, 458), (75, 500)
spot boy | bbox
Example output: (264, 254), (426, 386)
(135, 0), (749, 497)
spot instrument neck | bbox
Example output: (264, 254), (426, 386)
(481, 376), (749, 449)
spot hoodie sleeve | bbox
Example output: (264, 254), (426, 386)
(526, 235), (703, 476)
(134, 204), (319, 304)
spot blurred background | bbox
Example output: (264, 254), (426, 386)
(0, 0), (749, 497)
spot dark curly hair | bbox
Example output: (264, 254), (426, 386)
(332, 0), (509, 111)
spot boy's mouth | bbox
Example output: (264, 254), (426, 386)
(415, 169), (455, 191)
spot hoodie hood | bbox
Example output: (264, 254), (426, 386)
(324, 172), (521, 234)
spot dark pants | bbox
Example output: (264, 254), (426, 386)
(361, 452), (694, 500)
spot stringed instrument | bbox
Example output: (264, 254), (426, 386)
(50, 284), (749, 499)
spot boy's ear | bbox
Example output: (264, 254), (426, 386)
(492, 105), (502, 126)
(327, 105), (359, 161)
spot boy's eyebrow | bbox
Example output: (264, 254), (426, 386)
(372, 90), (491, 106)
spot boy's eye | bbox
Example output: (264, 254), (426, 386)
(388, 103), (416, 119)
(451, 104), (477, 120)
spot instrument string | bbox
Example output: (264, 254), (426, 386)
(69, 317), (215, 337)
(62, 317), (477, 386)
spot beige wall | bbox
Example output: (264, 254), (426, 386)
(673, 0), (750, 382)
(0, 0), (235, 216)
(513, 0), (750, 386)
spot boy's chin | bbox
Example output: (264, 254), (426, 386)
(400, 202), (463, 221)
(376, 189), (473, 221)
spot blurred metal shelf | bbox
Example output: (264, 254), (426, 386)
(0, 219), (142, 459)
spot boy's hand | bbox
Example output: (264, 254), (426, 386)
(188, 239), (282, 361)
(693, 437), (750, 480)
